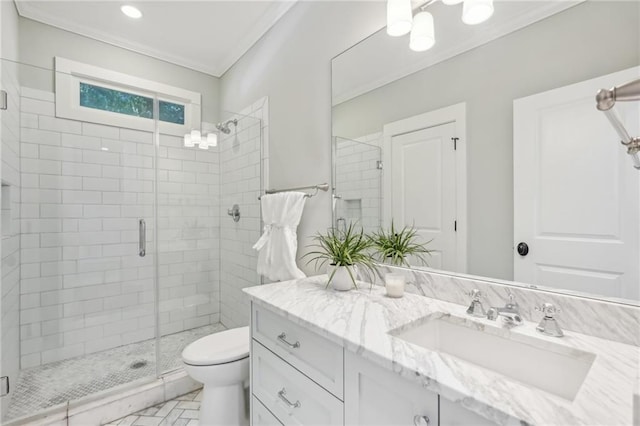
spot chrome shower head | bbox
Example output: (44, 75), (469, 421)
(215, 119), (238, 134)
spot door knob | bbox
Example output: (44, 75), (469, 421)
(517, 242), (529, 256)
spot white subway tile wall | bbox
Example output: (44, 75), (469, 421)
(219, 97), (269, 328)
(17, 87), (233, 367)
(334, 133), (382, 233)
(1, 60), (22, 417)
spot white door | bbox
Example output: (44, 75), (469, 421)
(391, 122), (457, 271)
(514, 67), (640, 301)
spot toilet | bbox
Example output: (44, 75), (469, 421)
(182, 326), (250, 426)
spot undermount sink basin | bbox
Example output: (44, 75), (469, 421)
(390, 313), (595, 400)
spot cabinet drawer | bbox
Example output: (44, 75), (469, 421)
(252, 304), (344, 399)
(252, 395), (283, 426)
(252, 340), (344, 426)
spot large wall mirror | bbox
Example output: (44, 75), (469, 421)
(331, 0), (640, 305)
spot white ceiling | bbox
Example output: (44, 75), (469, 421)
(15, 0), (298, 77)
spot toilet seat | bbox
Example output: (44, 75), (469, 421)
(182, 326), (250, 366)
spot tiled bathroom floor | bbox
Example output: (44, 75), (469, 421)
(106, 389), (203, 426)
(6, 323), (225, 421)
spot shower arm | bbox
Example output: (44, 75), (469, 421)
(596, 77), (640, 169)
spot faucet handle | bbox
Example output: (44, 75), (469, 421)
(466, 289), (486, 318)
(535, 303), (563, 337)
(468, 289), (482, 300)
(536, 302), (560, 317)
(505, 291), (519, 309)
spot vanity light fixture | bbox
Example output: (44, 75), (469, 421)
(462, 0), (494, 25)
(121, 5), (142, 19)
(387, 0), (413, 36)
(387, 0), (495, 52)
(183, 129), (218, 150)
(409, 11), (435, 52)
(207, 132), (218, 148)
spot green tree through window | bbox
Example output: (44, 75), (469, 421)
(80, 83), (185, 125)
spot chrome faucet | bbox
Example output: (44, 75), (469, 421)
(535, 303), (564, 337)
(486, 293), (523, 325)
(466, 289), (486, 318)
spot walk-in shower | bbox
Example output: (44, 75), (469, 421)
(0, 58), (264, 423)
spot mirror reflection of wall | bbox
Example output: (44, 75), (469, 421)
(333, 136), (383, 234)
(331, 1), (640, 304)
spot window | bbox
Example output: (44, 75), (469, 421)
(55, 58), (200, 135)
(79, 82), (186, 125)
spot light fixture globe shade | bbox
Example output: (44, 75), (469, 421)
(183, 133), (194, 148)
(207, 132), (218, 148)
(190, 130), (202, 144)
(121, 5), (142, 19)
(387, 0), (413, 37)
(410, 11), (435, 52)
(462, 0), (494, 25)
(442, 0), (463, 4)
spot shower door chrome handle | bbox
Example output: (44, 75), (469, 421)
(139, 219), (146, 257)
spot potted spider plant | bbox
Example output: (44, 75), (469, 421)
(370, 221), (432, 297)
(305, 222), (376, 291)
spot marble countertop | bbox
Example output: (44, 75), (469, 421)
(244, 276), (639, 426)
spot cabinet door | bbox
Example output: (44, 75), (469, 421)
(439, 398), (498, 426)
(344, 351), (438, 426)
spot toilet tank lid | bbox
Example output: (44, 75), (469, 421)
(182, 326), (250, 366)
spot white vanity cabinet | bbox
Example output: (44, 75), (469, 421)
(344, 351), (498, 426)
(439, 398), (498, 426)
(250, 303), (499, 426)
(344, 351), (438, 425)
(252, 396), (282, 426)
(251, 304), (344, 426)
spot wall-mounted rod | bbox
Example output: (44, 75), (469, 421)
(596, 77), (640, 170)
(259, 183), (329, 200)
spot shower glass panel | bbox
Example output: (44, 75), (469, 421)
(157, 110), (263, 374)
(217, 111), (263, 329)
(333, 136), (383, 233)
(1, 57), (22, 422)
(0, 60), (159, 422)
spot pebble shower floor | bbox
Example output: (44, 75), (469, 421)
(6, 324), (225, 420)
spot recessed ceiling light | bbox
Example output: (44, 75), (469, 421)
(121, 5), (142, 19)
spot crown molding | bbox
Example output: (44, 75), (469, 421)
(14, 0), (298, 78)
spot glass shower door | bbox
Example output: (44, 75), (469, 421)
(2, 61), (160, 421)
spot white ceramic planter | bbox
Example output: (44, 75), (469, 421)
(329, 265), (357, 291)
(385, 273), (405, 298)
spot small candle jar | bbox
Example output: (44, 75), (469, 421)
(385, 273), (405, 298)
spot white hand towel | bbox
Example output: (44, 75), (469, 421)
(253, 192), (307, 281)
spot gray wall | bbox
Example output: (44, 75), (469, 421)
(220, 1), (386, 275)
(18, 17), (220, 123)
(332, 1), (640, 280)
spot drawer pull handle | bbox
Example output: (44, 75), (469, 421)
(278, 388), (301, 409)
(413, 415), (430, 425)
(277, 332), (300, 349)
